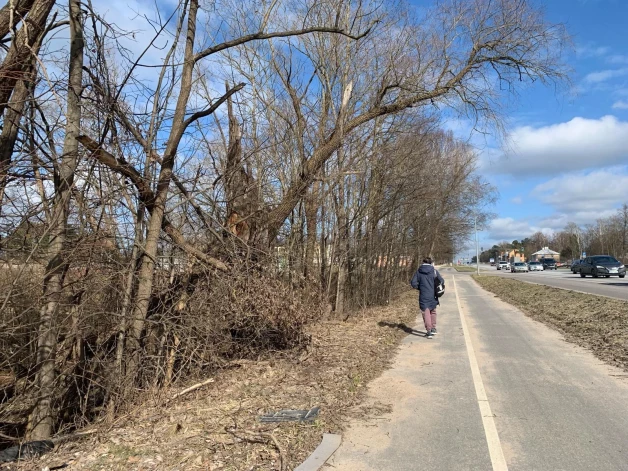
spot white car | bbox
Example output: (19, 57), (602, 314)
(511, 262), (528, 273)
(498, 261), (510, 271)
(528, 261), (544, 271)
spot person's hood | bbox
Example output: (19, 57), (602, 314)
(418, 264), (434, 275)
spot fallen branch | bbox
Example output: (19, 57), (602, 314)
(225, 428), (285, 471)
(167, 378), (214, 403)
(51, 429), (96, 444)
(0, 431), (19, 442)
(265, 431), (285, 471)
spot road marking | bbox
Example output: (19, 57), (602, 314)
(453, 275), (509, 471)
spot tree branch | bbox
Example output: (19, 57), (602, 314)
(182, 82), (246, 129)
(77, 135), (228, 272)
(194, 25), (372, 62)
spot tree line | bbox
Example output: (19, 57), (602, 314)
(0, 0), (567, 441)
(481, 205), (628, 263)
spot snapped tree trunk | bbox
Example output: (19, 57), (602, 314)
(224, 87), (258, 245)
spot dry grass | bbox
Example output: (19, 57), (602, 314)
(6, 290), (418, 470)
(453, 266), (477, 272)
(473, 275), (628, 372)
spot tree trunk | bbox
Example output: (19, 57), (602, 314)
(0, 0), (55, 116)
(124, 0), (199, 386)
(0, 79), (30, 222)
(304, 182), (320, 279)
(0, 0), (36, 41)
(28, 0), (83, 440)
(334, 174), (349, 315)
(0, 18), (43, 229)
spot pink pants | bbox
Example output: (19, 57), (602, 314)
(422, 308), (437, 332)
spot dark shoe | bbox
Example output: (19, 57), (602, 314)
(431, 328), (437, 335)
(425, 330), (434, 339)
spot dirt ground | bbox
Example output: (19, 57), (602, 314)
(3, 290), (418, 471)
(473, 276), (628, 372)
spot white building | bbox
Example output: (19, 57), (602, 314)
(531, 247), (560, 261)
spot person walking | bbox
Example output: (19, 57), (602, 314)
(410, 257), (445, 339)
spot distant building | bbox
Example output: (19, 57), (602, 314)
(531, 247), (560, 261)
(505, 248), (526, 263)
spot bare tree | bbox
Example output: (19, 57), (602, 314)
(26, 0), (83, 440)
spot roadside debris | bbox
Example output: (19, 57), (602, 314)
(259, 407), (320, 423)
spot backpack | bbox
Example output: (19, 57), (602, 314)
(434, 275), (445, 298)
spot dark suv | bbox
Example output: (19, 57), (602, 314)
(579, 255), (626, 278)
(539, 258), (557, 270)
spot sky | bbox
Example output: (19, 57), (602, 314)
(452, 0), (628, 257)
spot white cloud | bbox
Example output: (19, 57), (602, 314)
(584, 68), (628, 83)
(486, 169), (628, 246)
(488, 217), (556, 241)
(608, 54), (628, 65)
(532, 168), (628, 216)
(575, 45), (610, 58)
(510, 196), (523, 204)
(612, 100), (628, 110)
(496, 116), (628, 176)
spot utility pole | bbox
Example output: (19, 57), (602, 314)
(475, 215), (480, 275)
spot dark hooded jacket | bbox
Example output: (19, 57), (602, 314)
(410, 264), (445, 311)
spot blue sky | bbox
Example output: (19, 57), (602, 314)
(452, 0), (628, 255)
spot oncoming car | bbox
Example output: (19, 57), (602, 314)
(497, 260), (510, 271)
(511, 262), (528, 273)
(528, 261), (543, 271)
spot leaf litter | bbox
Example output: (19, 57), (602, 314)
(5, 289), (417, 470)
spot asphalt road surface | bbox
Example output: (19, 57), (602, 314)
(327, 271), (628, 471)
(483, 265), (628, 301)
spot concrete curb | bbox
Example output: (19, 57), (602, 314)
(294, 433), (342, 471)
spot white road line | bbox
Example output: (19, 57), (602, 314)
(453, 275), (509, 471)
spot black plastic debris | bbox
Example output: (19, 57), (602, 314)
(0, 440), (54, 463)
(259, 406), (320, 423)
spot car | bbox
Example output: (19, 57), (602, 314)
(570, 259), (584, 274)
(497, 260), (509, 271)
(539, 258), (557, 270)
(528, 261), (544, 271)
(579, 255), (626, 278)
(511, 262), (528, 273)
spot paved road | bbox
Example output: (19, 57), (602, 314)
(327, 271), (628, 470)
(482, 265), (628, 301)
